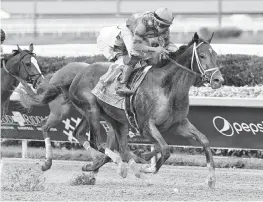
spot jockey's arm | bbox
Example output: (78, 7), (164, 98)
(132, 24), (156, 53)
(163, 29), (178, 52)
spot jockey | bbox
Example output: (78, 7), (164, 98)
(1, 29), (5, 44)
(97, 26), (127, 63)
(116, 7), (178, 95)
(1, 29), (6, 62)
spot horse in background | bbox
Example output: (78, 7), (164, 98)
(1, 44), (44, 116)
(18, 62), (147, 173)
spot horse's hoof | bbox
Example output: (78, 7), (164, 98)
(135, 172), (142, 179)
(142, 179), (153, 186)
(141, 164), (156, 174)
(41, 159), (52, 171)
(117, 162), (128, 178)
(82, 164), (93, 172)
(207, 176), (216, 189)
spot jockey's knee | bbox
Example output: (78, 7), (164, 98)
(123, 55), (140, 66)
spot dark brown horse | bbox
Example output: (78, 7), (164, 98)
(18, 33), (224, 188)
(1, 44), (43, 116)
(67, 33), (224, 188)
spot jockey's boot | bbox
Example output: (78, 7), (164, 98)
(116, 55), (139, 96)
(116, 65), (134, 96)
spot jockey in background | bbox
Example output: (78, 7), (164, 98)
(97, 26), (127, 63)
(97, 7), (178, 96)
(1, 29), (6, 61)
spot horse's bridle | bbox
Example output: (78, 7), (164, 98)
(168, 41), (220, 83)
(2, 51), (43, 88)
(190, 42), (220, 83)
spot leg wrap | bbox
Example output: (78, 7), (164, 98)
(105, 148), (122, 164)
(45, 138), (53, 159)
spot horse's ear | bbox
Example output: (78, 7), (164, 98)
(193, 32), (199, 42)
(29, 43), (34, 52)
(17, 45), (22, 52)
(207, 32), (214, 43)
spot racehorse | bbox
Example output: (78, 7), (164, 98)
(18, 33), (224, 188)
(18, 62), (93, 171)
(18, 62), (147, 173)
(69, 33), (224, 188)
(1, 44), (43, 116)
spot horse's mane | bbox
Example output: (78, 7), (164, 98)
(170, 37), (208, 60)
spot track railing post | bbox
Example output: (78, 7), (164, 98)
(22, 140), (28, 159)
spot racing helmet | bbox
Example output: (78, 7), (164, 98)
(153, 7), (174, 26)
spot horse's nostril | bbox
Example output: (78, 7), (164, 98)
(213, 79), (220, 83)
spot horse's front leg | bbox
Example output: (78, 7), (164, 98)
(142, 119), (170, 173)
(41, 117), (53, 171)
(41, 97), (72, 171)
(176, 118), (216, 189)
(1, 99), (10, 117)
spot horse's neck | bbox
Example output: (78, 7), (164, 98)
(1, 68), (19, 102)
(161, 62), (196, 99)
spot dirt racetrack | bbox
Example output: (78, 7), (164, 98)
(1, 158), (263, 201)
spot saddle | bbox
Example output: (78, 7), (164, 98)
(91, 62), (152, 131)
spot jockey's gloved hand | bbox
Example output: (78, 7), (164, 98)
(161, 52), (170, 60)
(154, 46), (169, 55)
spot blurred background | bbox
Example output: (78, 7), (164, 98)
(1, 0), (263, 45)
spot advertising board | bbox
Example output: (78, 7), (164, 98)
(2, 100), (262, 149)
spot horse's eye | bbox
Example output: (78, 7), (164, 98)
(26, 62), (31, 66)
(199, 54), (205, 59)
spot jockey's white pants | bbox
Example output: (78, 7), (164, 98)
(119, 24), (135, 57)
(97, 36), (113, 61)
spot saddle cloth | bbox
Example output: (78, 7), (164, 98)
(91, 63), (152, 110)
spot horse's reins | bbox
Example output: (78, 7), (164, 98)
(168, 41), (220, 82)
(2, 51), (43, 88)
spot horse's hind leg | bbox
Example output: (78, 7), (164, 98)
(80, 112), (148, 177)
(134, 144), (160, 162)
(69, 74), (129, 177)
(70, 90), (119, 171)
(98, 114), (131, 178)
(103, 117), (143, 179)
(41, 96), (71, 171)
(71, 116), (111, 173)
(72, 100), (128, 178)
(176, 118), (216, 188)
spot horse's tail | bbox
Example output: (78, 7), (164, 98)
(18, 77), (65, 110)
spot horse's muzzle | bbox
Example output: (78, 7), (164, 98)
(211, 76), (224, 89)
